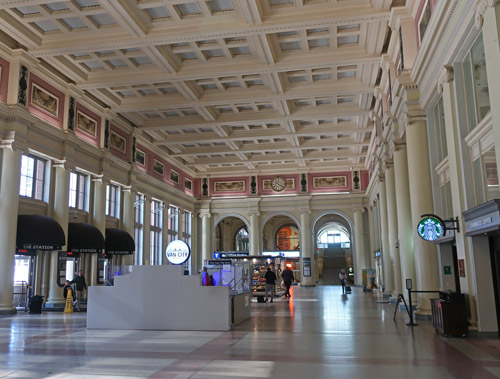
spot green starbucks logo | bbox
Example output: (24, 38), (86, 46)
(417, 216), (444, 241)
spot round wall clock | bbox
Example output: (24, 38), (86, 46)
(271, 176), (286, 192)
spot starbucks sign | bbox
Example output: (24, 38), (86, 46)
(165, 240), (190, 265)
(417, 216), (445, 241)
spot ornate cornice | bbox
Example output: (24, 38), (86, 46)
(475, 0), (500, 30)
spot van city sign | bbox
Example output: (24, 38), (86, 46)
(417, 215), (445, 241)
(165, 240), (190, 265)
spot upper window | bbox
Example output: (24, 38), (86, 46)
(462, 34), (490, 132)
(69, 172), (88, 210)
(430, 98), (448, 163)
(19, 155), (46, 201)
(106, 184), (120, 218)
(168, 206), (179, 243)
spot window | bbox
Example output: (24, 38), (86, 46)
(462, 34), (490, 132)
(69, 172), (87, 210)
(150, 199), (163, 265)
(430, 98), (448, 163)
(134, 194), (144, 265)
(473, 147), (499, 205)
(106, 184), (120, 218)
(168, 206), (179, 243)
(235, 227), (249, 251)
(19, 155), (46, 200)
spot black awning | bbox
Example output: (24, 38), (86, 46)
(68, 222), (105, 254)
(16, 215), (65, 251)
(106, 228), (135, 255)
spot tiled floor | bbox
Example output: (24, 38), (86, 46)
(1, 285), (500, 378)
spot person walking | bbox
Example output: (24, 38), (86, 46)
(339, 269), (347, 294)
(282, 265), (294, 298)
(264, 267), (277, 303)
(71, 270), (87, 311)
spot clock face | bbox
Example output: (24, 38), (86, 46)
(271, 176), (286, 192)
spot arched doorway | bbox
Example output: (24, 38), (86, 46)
(313, 213), (353, 285)
(212, 215), (249, 253)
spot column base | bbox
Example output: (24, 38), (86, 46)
(45, 299), (66, 309)
(0, 306), (17, 315)
(300, 283), (316, 287)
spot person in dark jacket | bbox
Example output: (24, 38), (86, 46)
(281, 266), (294, 298)
(264, 267), (277, 303)
(71, 270), (87, 310)
(63, 280), (75, 301)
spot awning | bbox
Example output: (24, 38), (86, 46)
(16, 215), (65, 252)
(105, 228), (135, 255)
(68, 222), (105, 254)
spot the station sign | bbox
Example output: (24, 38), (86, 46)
(166, 240), (190, 265)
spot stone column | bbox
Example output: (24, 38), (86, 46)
(393, 145), (416, 292)
(386, 164), (402, 297)
(142, 198), (151, 265)
(368, 206), (375, 269)
(353, 209), (366, 286)
(91, 175), (106, 285)
(0, 144), (21, 314)
(379, 178), (393, 295)
(161, 203), (170, 265)
(440, 66), (478, 324)
(482, 2), (500, 172)
(406, 117), (440, 314)
(300, 210), (315, 286)
(191, 212), (200, 272)
(249, 211), (260, 255)
(46, 161), (69, 307)
(121, 186), (135, 266)
(200, 212), (211, 265)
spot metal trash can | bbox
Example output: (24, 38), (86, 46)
(431, 291), (467, 337)
(29, 295), (44, 314)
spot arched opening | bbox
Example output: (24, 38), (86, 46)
(213, 215), (249, 253)
(235, 226), (249, 252)
(313, 213), (353, 285)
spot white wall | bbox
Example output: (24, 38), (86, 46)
(87, 265), (231, 331)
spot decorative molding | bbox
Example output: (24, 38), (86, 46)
(300, 173), (308, 193)
(250, 175), (257, 194)
(437, 66), (454, 94)
(67, 97), (75, 131)
(475, 0), (500, 30)
(104, 120), (110, 149)
(17, 65), (28, 106)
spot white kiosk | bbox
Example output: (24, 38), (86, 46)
(87, 241), (231, 331)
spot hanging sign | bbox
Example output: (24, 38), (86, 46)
(417, 215), (445, 241)
(165, 240), (190, 265)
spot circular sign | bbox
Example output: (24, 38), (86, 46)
(417, 216), (445, 241)
(165, 240), (190, 265)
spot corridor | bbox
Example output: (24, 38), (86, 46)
(0, 286), (499, 378)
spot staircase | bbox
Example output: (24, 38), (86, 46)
(319, 247), (347, 285)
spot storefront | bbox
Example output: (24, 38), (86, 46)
(66, 222), (104, 285)
(103, 228), (135, 284)
(463, 199), (500, 333)
(14, 215), (65, 306)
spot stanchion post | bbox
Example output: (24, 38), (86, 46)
(405, 279), (418, 326)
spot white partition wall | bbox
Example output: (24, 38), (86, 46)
(87, 265), (231, 331)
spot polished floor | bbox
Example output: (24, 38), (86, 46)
(1, 286), (500, 378)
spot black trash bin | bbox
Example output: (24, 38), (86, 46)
(29, 295), (44, 314)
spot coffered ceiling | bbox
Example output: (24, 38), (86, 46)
(0, 0), (394, 176)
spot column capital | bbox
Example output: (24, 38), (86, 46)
(248, 211), (260, 217)
(437, 66), (454, 93)
(91, 174), (104, 183)
(475, 0), (500, 30)
(300, 209), (311, 216)
(52, 159), (67, 169)
(199, 211), (211, 218)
